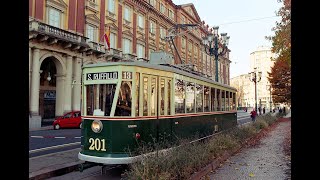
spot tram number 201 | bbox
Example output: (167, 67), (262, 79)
(88, 138), (107, 151)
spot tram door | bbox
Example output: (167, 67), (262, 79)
(142, 74), (172, 143)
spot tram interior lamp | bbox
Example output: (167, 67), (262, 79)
(202, 26), (230, 82)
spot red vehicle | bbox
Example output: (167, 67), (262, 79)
(53, 111), (82, 130)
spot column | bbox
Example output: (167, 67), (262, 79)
(29, 48), (32, 100)
(56, 75), (65, 116)
(64, 55), (73, 113)
(30, 48), (40, 115)
(72, 57), (82, 111)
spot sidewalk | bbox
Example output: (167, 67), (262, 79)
(206, 114), (291, 179)
(29, 125), (84, 179)
(29, 148), (84, 180)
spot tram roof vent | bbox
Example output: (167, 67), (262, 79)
(149, 51), (174, 65)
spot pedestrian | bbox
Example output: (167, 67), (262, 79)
(263, 107), (265, 114)
(258, 107), (261, 115)
(283, 107), (286, 114)
(250, 108), (257, 122)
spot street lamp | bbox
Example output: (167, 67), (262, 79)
(202, 26), (230, 82)
(248, 68), (262, 112)
(267, 84), (272, 112)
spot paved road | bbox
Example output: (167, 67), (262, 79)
(29, 128), (81, 157)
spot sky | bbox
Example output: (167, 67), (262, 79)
(172, 0), (282, 78)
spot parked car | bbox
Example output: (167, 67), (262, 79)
(53, 111), (82, 130)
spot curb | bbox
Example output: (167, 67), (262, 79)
(29, 161), (83, 180)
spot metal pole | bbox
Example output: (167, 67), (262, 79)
(254, 76), (257, 112)
(269, 87), (272, 112)
(214, 36), (219, 82)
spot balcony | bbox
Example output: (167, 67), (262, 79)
(29, 19), (90, 52)
(85, 0), (99, 13)
(122, 53), (137, 61)
(87, 41), (105, 57)
(105, 48), (122, 61)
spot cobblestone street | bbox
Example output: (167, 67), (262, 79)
(206, 119), (291, 180)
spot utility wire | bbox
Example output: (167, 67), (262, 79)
(218, 16), (278, 26)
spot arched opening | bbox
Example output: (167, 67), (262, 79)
(39, 57), (57, 122)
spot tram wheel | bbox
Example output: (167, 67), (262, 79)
(54, 124), (60, 130)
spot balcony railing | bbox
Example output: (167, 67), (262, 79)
(122, 53), (137, 61)
(88, 41), (105, 54)
(29, 19), (88, 46)
(105, 48), (122, 61)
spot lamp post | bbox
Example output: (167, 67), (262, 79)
(202, 26), (230, 82)
(248, 68), (262, 112)
(267, 84), (272, 112)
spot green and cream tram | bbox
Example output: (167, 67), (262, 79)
(78, 61), (237, 165)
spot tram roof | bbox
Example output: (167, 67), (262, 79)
(83, 61), (237, 91)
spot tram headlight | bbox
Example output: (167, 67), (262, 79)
(91, 120), (103, 133)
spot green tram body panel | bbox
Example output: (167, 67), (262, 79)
(80, 112), (237, 158)
(80, 62), (237, 161)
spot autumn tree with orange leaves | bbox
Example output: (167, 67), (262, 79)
(266, 0), (291, 105)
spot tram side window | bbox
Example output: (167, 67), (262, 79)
(226, 91), (229, 111)
(143, 77), (148, 116)
(115, 81), (132, 116)
(160, 78), (165, 115)
(196, 84), (203, 112)
(204, 86), (210, 112)
(136, 73), (140, 116)
(186, 82), (195, 113)
(175, 79), (185, 114)
(211, 87), (216, 111)
(229, 92), (232, 110)
(151, 77), (157, 116)
(216, 89), (221, 111)
(233, 92), (236, 110)
(221, 90), (225, 111)
(167, 79), (171, 115)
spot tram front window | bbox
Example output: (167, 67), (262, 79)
(115, 81), (132, 116)
(86, 84), (116, 116)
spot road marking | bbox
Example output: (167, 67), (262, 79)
(30, 136), (81, 139)
(29, 148), (81, 160)
(237, 116), (250, 121)
(30, 136), (44, 138)
(29, 142), (81, 154)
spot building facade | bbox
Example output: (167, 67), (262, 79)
(230, 46), (276, 110)
(29, 0), (231, 128)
